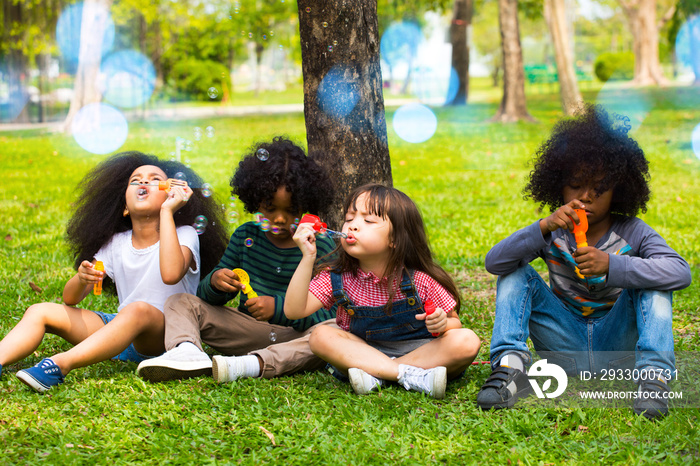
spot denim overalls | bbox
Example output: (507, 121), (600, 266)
(330, 269), (434, 342)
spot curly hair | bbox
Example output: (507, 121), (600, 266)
(230, 136), (334, 215)
(65, 151), (228, 280)
(523, 103), (651, 217)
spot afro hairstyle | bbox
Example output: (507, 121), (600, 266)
(230, 136), (334, 215)
(523, 103), (650, 217)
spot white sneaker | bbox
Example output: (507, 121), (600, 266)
(212, 355), (248, 383)
(397, 364), (447, 399)
(348, 368), (384, 395)
(136, 344), (212, 382)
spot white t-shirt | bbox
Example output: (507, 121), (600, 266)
(94, 226), (200, 312)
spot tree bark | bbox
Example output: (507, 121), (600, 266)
(544, 0), (582, 115)
(297, 0), (391, 230)
(446, 0), (473, 106)
(617, 0), (669, 85)
(491, 0), (535, 122)
(63, 0), (114, 133)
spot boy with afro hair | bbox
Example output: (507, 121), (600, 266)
(476, 104), (691, 419)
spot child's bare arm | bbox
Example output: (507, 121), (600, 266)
(284, 223), (324, 319)
(159, 183), (193, 284)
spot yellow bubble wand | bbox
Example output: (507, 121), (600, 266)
(233, 268), (258, 298)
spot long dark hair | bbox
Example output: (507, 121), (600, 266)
(318, 183), (461, 313)
(65, 151), (228, 278)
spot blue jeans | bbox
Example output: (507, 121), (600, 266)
(489, 265), (675, 375)
(93, 311), (153, 364)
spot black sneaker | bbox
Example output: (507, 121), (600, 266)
(476, 366), (533, 410)
(634, 378), (669, 420)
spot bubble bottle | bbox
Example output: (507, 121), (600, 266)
(93, 261), (104, 296)
(423, 299), (440, 337)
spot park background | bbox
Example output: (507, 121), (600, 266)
(1, 0), (700, 463)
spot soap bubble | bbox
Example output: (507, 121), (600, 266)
(290, 223), (298, 233)
(207, 87), (219, 99)
(72, 103), (128, 154)
(595, 85), (651, 133)
(56, 2), (115, 69)
(276, 267), (282, 274)
(185, 158), (191, 168)
(256, 148), (270, 161)
(271, 226), (281, 235)
(194, 223), (206, 235)
(227, 211), (239, 223)
(392, 103), (437, 143)
(322, 22), (328, 28)
(317, 64), (361, 119)
(101, 50), (156, 108)
(201, 183), (213, 197)
(328, 46), (333, 52)
(269, 330), (277, 342)
(174, 172), (187, 181)
(333, 40), (338, 46)
(305, 7), (310, 13)
(245, 238), (254, 247)
(195, 215), (208, 227)
(169, 152), (176, 161)
(253, 212), (264, 225)
(260, 219), (271, 232)
(691, 122), (700, 159)
(205, 126), (215, 138)
(184, 140), (194, 151)
(193, 127), (203, 141)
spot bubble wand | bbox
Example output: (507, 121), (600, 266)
(299, 213), (347, 239)
(232, 268), (258, 298)
(572, 208), (588, 248)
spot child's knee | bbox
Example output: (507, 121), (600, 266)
(308, 325), (335, 353)
(119, 301), (163, 326)
(497, 265), (537, 296)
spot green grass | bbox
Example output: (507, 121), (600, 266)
(1, 84), (699, 464)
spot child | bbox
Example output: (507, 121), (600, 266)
(476, 104), (691, 419)
(136, 137), (338, 382)
(0, 151), (227, 392)
(284, 183), (481, 399)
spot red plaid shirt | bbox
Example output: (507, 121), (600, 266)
(309, 268), (456, 331)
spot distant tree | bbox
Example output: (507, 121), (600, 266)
(63, 0), (114, 132)
(296, 0), (391, 229)
(492, 0), (535, 122)
(446, 0), (474, 105)
(616, 0), (676, 85)
(544, 0), (582, 114)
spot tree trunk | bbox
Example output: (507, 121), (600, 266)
(491, 0), (535, 122)
(297, 0), (391, 230)
(544, 0), (582, 115)
(446, 0), (473, 106)
(254, 41), (264, 96)
(63, 0), (114, 133)
(618, 0), (667, 85)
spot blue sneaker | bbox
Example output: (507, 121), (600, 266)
(16, 358), (65, 393)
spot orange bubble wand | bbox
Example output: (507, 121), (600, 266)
(93, 261), (104, 295)
(572, 209), (588, 248)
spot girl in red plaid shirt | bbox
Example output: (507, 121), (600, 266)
(285, 184), (480, 398)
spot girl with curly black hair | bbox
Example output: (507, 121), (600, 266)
(0, 151), (227, 392)
(137, 137), (339, 384)
(476, 104), (691, 419)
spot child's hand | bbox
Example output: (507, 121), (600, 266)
(292, 222), (317, 258)
(161, 181), (192, 214)
(245, 296), (275, 321)
(211, 268), (245, 293)
(540, 199), (586, 235)
(77, 260), (104, 286)
(415, 307), (448, 336)
(574, 247), (609, 276)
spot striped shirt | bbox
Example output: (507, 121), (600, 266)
(485, 216), (691, 318)
(309, 268), (456, 331)
(197, 221), (337, 331)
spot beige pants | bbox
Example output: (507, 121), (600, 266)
(163, 293), (335, 379)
